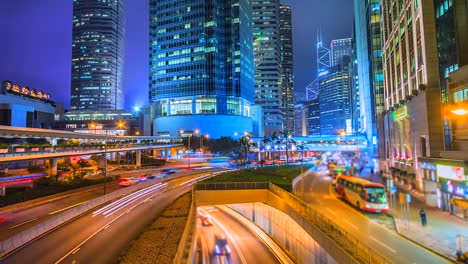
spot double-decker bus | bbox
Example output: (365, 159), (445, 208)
(335, 175), (389, 213)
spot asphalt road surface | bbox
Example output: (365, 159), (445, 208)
(296, 168), (450, 264)
(197, 206), (280, 264)
(2, 171), (221, 264)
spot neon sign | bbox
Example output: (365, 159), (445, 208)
(2, 80), (51, 101)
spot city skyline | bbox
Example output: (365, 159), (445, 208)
(0, 0), (353, 110)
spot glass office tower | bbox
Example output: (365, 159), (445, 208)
(71, 0), (125, 111)
(149, 0), (255, 138)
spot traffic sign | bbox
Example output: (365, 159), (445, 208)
(391, 186), (397, 193)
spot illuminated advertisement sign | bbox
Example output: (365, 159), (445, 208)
(436, 165), (466, 181)
(2, 80), (51, 101)
(392, 105), (408, 121)
(441, 180), (468, 198)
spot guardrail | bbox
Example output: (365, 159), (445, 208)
(195, 182), (268, 190)
(0, 178), (165, 258)
(268, 183), (393, 264)
(0, 144), (181, 158)
(173, 190), (197, 264)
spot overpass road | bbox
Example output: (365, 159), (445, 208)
(297, 169), (450, 264)
(0, 170), (223, 264)
(197, 206), (281, 264)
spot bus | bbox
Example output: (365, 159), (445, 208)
(335, 175), (389, 213)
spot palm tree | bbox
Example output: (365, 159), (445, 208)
(238, 136), (251, 168)
(260, 136), (271, 161)
(280, 130), (295, 164)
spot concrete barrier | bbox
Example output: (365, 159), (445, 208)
(0, 178), (166, 258)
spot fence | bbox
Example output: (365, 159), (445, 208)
(195, 182), (268, 190)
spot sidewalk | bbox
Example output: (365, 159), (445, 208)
(376, 171), (468, 261)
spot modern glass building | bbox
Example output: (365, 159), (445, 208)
(252, 0), (283, 136)
(330, 38), (352, 66)
(319, 58), (351, 135)
(433, 0), (468, 148)
(279, 5), (295, 133)
(71, 0), (125, 111)
(149, 0), (255, 138)
(353, 0), (384, 155)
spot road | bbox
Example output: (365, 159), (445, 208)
(297, 168), (450, 264)
(197, 206), (280, 264)
(2, 171), (220, 264)
(0, 167), (221, 241)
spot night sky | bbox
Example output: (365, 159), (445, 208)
(0, 0), (352, 110)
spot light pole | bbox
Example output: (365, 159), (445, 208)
(103, 130), (108, 195)
(180, 130), (193, 168)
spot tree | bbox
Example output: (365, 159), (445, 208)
(238, 136), (252, 169)
(280, 130), (295, 164)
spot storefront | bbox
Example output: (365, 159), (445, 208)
(437, 165), (468, 219)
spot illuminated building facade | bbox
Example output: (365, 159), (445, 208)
(319, 58), (351, 135)
(380, 0), (443, 192)
(0, 81), (56, 128)
(331, 38), (352, 66)
(149, 0), (255, 138)
(279, 5), (295, 133)
(71, 0), (125, 111)
(252, 0), (283, 136)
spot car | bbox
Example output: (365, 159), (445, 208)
(214, 234), (231, 256)
(200, 215), (213, 226)
(137, 175), (148, 182)
(118, 177), (139, 187)
(161, 168), (176, 174)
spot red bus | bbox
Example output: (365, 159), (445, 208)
(335, 175), (389, 213)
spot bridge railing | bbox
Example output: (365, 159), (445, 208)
(268, 183), (393, 264)
(0, 143), (181, 158)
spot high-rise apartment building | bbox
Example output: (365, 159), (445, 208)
(353, 0), (385, 155)
(331, 38), (352, 66)
(279, 5), (295, 133)
(71, 0), (125, 111)
(149, 0), (255, 138)
(252, 0), (283, 136)
(380, 0), (443, 193)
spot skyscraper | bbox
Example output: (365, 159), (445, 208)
(149, 0), (255, 138)
(316, 31), (331, 76)
(330, 38), (352, 66)
(433, 0), (468, 148)
(279, 5), (295, 133)
(253, 0), (283, 136)
(353, 0), (385, 155)
(71, 0), (125, 111)
(319, 57), (351, 135)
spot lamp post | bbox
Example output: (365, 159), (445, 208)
(180, 130), (193, 168)
(103, 131), (108, 195)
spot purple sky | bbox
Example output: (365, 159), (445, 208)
(0, 0), (352, 110)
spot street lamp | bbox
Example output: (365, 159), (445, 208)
(179, 129), (193, 168)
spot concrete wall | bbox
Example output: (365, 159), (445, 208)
(228, 202), (337, 264)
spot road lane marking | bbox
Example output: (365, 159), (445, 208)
(370, 236), (397, 253)
(71, 248), (80, 255)
(199, 207), (247, 264)
(9, 218), (39, 229)
(343, 219), (358, 230)
(49, 201), (88, 215)
(55, 173), (212, 264)
(326, 208), (337, 216)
